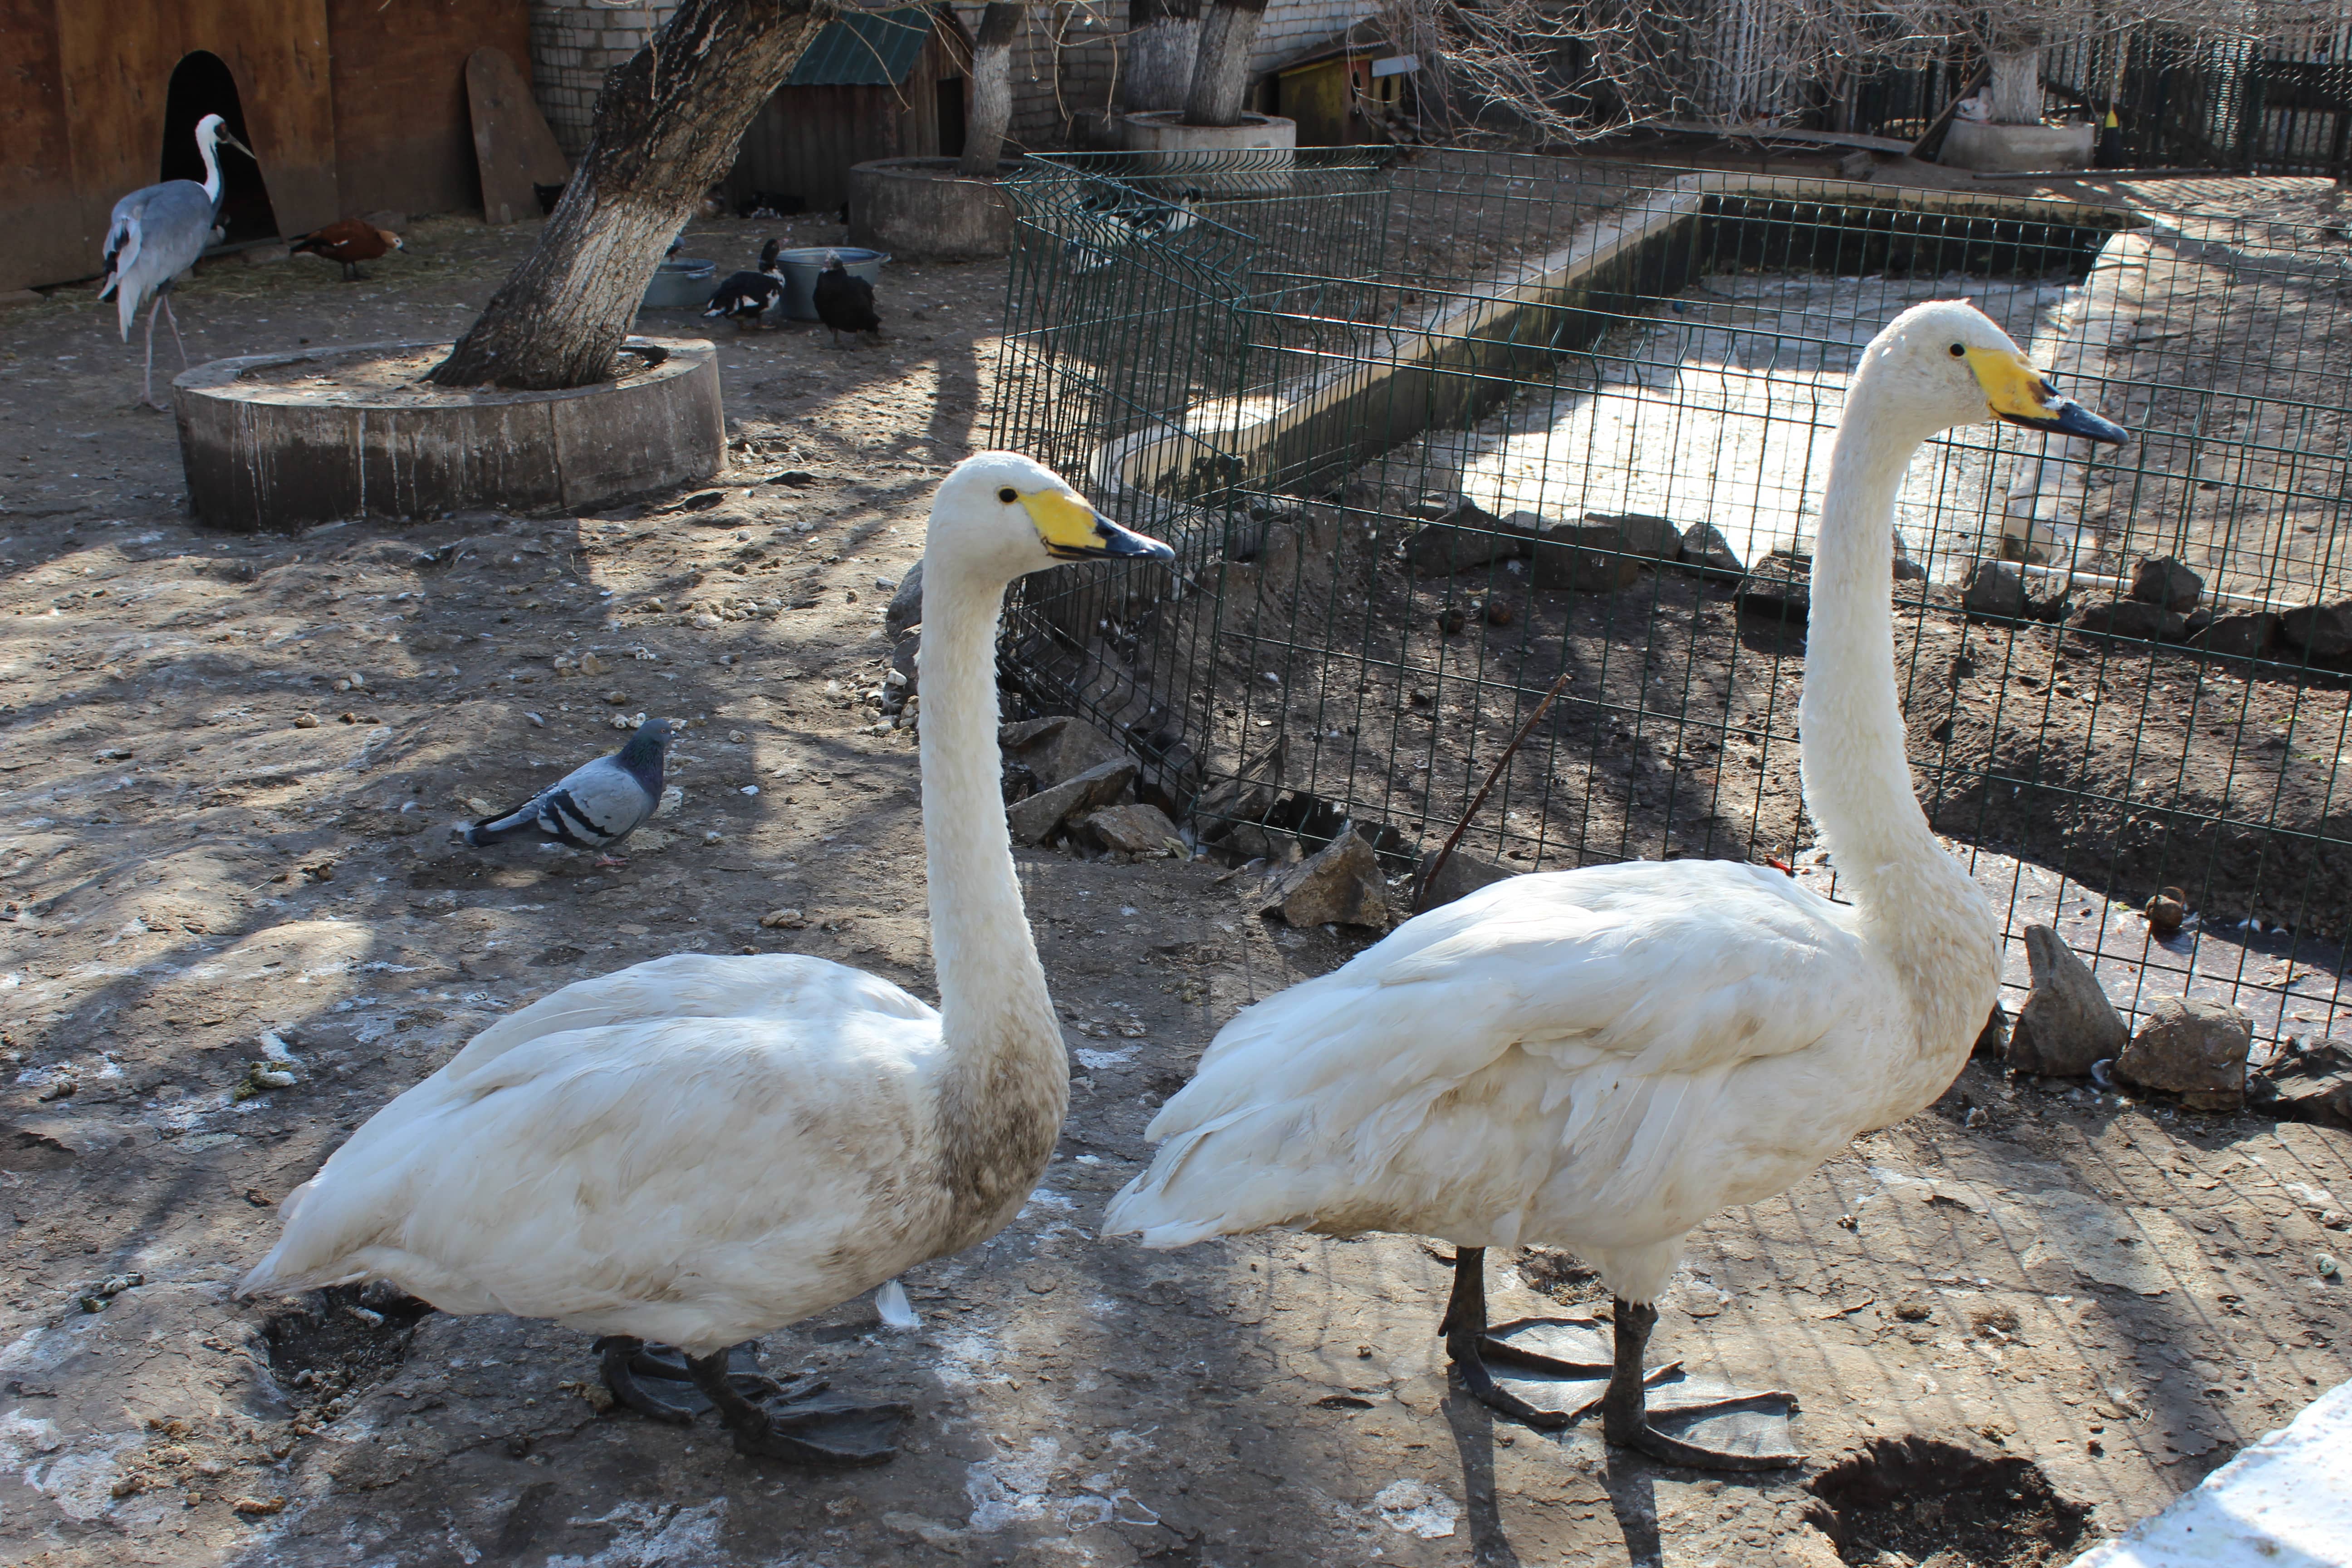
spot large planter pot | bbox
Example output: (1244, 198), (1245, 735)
(1118, 111), (1296, 190)
(1940, 120), (2097, 173)
(848, 158), (1020, 260)
(173, 337), (723, 532)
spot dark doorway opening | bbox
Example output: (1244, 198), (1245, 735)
(936, 76), (967, 159)
(161, 52), (279, 244)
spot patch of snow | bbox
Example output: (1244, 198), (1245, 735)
(1372, 1480), (1460, 1539)
(545, 1499), (729, 1568)
(2063, 1379), (2352, 1567)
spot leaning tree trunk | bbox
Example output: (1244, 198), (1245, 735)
(958, 3), (1025, 175)
(1986, 44), (2045, 126)
(429, 0), (831, 391)
(1122, 0), (1201, 113)
(1181, 0), (1270, 127)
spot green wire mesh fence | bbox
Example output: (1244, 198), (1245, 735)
(988, 146), (2352, 1061)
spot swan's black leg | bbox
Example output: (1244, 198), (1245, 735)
(683, 1346), (910, 1467)
(1440, 1247), (1620, 1429)
(1600, 1298), (1803, 1471)
(595, 1335), (696, 1426)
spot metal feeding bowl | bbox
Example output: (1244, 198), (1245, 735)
(640, 257), (717, 311)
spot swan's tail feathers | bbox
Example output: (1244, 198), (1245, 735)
(236, 1243), (362, 1302)
(874, 1278), (920, 1330)
(1100, 1108), (1325, 1249)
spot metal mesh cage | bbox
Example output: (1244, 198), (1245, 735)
(988, 147), (2352, 1057)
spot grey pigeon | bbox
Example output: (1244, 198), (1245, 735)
(462, 719), (675, 864)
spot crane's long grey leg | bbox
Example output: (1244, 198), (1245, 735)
(162, 293), (189, 369)
(139, 295), (166, 409)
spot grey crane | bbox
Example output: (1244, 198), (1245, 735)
(98, 112), (254, 409)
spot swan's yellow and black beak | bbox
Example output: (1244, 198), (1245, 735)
(1020, 490), (1176, 562)
(1965, 348), (2128, 445)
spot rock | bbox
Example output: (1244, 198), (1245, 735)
(1962, 560), (2026, 619)
(885, 561), (924, 639)
(1892, 554), (1928, 583)
(2130, 554), (2204, 612)
(2145, 886), (2186, 937)
(2117, 996), (2252, 1111)
(1003, 714), (1127, 789)
(1225, 821), (1299, 864)
(1256, 829), (1387, 928)
(1836, 149), (1874, 181)
(1006, 757), (1136, 845)
(1678, 520), (1744, 578)
(2069, 597), (2185, 642)
(1436, 604), (1467, 634)
(760, 907), (807, 929)
(1409, 845), (1515, 913)
(2192, 611), (2278, 661)
(1194, 735), (1287, 837)
(1079, 803), (1185, 858)
(1403, 499), (1526, 575)
(1737, 551), (1810, 625)
(2246, 1039), (2352, 1130)
(1531, 519), (1641, 593)
(2279, 600), (2352, 659)
(890, 628), (920, 697)
(1582, 512), (1682, 562)
(1974, 1001), (2009, 1058)
(2007, 924), (2128, 1077)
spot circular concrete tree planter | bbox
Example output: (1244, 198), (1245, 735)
(848, 158), (1020, 260)
(1119, 110), (1296, 190)
(1940, 120), (2096, 172)
(173, 337), (723, 532)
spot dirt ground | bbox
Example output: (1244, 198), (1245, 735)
(2, 183), (2349, 1568)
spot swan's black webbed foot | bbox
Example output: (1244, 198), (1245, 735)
(681, 1346), (910, 1466)
(1600, 1298), (1803, 1472)
(594, 1338), (818, 1427)
(1440, 1247), (1616, 1429)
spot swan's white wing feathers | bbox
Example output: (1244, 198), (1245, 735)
(245, 988), (946, 1349)
(1105, 861), (1901, 1253)
(446, 951), (932, 1078)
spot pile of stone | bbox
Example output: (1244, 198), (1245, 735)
(2003, 921), (2256, 1110)
(999, 715), (1184, 860)
(1962, 552), (2332, 664)
(1401, 499), (1744, 592)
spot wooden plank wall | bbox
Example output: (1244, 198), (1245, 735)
(327, 0), (532, 223)
(726, 27), (961, 217)
(0, 0), (528, 291)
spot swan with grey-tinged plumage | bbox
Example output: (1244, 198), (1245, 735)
(1102, 300), (2127, 1470)
(240, 453), (1172, 1466)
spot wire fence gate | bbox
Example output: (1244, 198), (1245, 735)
(987, 146), (2352, 1061)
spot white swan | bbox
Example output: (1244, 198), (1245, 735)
(241, 453), (1172, 1465)
(1102, 300), (2127, 1470)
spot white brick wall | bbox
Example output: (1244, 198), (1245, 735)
(530, 0), (684, 157)
(529, 0), (1375, 158)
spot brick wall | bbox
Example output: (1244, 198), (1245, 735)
(528, 0), (1377, 158)
(530, 1), (680, 157)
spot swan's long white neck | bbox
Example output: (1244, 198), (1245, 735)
(1798, 377), (1997, 1053)
(198, 125), (227, 208)
(916, 547), (1067, 1240)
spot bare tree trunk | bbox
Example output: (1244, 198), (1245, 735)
(1182, 0), (1270, 127)
(1122, 0), (1201, 112)
(1987, 45), (2044, 125)
(429, 0), (830, 391)
(959, 3), (1025, 175)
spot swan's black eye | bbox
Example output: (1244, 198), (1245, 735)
(997, 487), (1019, 504)
(1949, 343), (1967, 358)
